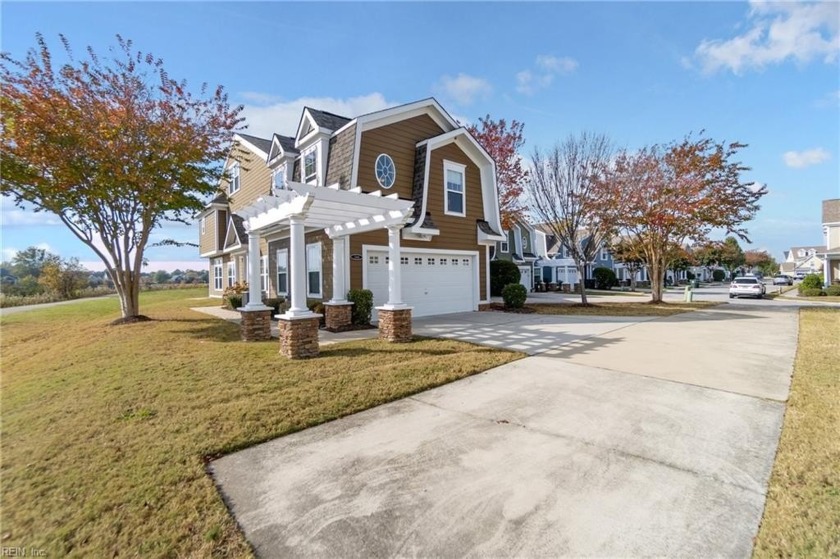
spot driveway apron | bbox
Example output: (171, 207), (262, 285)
(211, 305), (796, 558)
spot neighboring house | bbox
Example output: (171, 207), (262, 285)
(492, 219), (544, 290)
(780, 243), (826, 277)
(534, 225), (617, 287)
(198, 98), (505, 318)
(819, 198), (840, 286)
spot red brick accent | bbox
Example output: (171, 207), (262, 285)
(278, 316), (321, 359)
(239, 309), (272, 342)
(324, 303), (353, 331)
(478, 303), (491, 311)
(377, 307), (412, 343)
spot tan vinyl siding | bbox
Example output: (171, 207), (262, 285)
(829, 226), (840, 250)
(325, 124), (356, 189)
(199, 211), (217, 254)
(357, 115), (444, 196)
(221, 151), (272, 213)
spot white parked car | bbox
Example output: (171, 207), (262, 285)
(729, 276), (766, 299)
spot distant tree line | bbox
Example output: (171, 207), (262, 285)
(1, 245), (208, 305)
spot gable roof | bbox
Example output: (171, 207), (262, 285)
(307, 108), (351, 131)
(236, 133), (272, 157)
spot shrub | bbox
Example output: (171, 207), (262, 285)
(501, 283), (528, 309)
(800, 287), (825, 297)
(263, 297), (284, 316)
(347, 289), (373, 325)
(490, 260), (521, 296)
(712, 269), (725, 282)
(799, 274), (824, 292)
(222, 282), (248, 309)
(825, 285), (840, 296)
(592, 267), (618, 290)
(686, 271), (695, 280)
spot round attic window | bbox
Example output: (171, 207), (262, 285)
(375, 153), (396, 189)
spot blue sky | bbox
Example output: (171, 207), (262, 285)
(2, 1), (838, 271)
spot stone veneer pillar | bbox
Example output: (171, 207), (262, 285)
(278, 315), (322, 359)
(323, 302), (353, 331)
(239, 309), (273, 342)
(376, 307), (412, 343)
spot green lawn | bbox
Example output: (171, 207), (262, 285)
(753, 307), (840, 557)
(0, 289), (522, 557)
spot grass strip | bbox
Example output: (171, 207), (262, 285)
(753, 307), (840, 557)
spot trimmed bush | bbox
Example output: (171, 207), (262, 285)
(825, 285), (840, 296)
(263, 297), (284, 316)
(801, 287), (825, 297)
(799, 274), (824, 292)
(347, 288), (373, 325)
(593, 267), (618, 290)
(501, 283), (528, 309)
(490, 260), (521, 296)
(712, 269), (725, 282)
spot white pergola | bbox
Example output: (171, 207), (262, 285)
(237, 182), (415, 318)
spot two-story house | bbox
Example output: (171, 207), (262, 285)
(198, 98), (505, 320)
(820, 198), (840, 286)
(535, 225), (617, 287)
(491, 219), (547, 290)
(780, 244), (826, 278)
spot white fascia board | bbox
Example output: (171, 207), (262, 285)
(233, 134), (268, 160)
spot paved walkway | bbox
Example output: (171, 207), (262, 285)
(211, 304), (797, 558)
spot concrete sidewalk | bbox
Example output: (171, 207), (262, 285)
(211, 305), (796, 558)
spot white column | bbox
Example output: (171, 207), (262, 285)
(244, 231), (266, 309)
(384, 224), (406, 308)
(823, 254), (832, 287)
(330, 236), (348, 304)
(286, 215), (311, 317)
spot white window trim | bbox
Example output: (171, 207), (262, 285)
(227, 261), (236, 287)
(375, 153), (396, 189)
(272, 164), (287, 193)
(276, 249), (288, 296)
(213, 258), (223, 291)
(302, 146), (318, 185)
(443, 160), (467, 217)
(260, 255), (268, 294)
(501, 233), (509, 253)
(306, 242), (322, 297)
(228, 162), (240, 194)
(600, 248), (609, 261)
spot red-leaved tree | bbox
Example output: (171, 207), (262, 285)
(1, 34), (242, 322)
(467, 115), (528, 230)
(594, 135), (766, 303)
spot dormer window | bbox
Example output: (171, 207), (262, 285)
(443, 160), (466, 216)
(228, 162), (240, 194)
(272, 165), (286, 193)
(501, 237), (509, 253)
(303, 147), (317, 184)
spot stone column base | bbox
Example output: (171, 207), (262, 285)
(278, 315), (322, 359)
(238, 308), (272, 342)
(324, 302), (353, 331)
(376, 307), (413, 343)
(478, 303), (491, 311)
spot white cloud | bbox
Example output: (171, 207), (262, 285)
(1, 197), (62, 227)
(434, 73), (492, 106)
(79, 260), (207, 273)
(517, 54), (578, 95)
(783, 147), (831, 168)
(2, 243), (53, 262)
(239, 93), (396, 139)
(693, 0), (840, 74)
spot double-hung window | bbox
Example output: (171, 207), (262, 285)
(501, 234), (509, 253)
(227, 261), (236, 287)
(443, 160), (466, 216)
(228, 163), (240, 194)
(213, 259), (223, 290)
(260, 255), (268, 294)
(276, 249), (288, 296)
(306, 243), (322, 297)
(272, 165), (286, 193)
(303, 148), (317, 184)
(600, 248), (609, 261)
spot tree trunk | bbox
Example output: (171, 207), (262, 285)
(577, 263), (588, 305)
(649, 260), (664, 303)
(112, 268), (142, 321)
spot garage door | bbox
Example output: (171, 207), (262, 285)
(366, 250), (477, 318)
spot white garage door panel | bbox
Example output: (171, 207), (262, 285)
(366, 250), (476, 318)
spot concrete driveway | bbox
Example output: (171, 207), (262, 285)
(211, 304), (797, 558)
